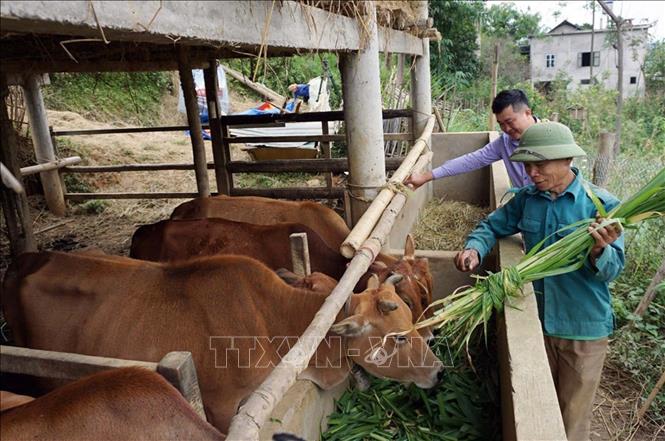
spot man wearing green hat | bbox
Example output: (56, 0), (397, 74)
(456, 122), (625, 441)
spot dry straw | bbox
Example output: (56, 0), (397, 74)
(413, 199), (490, 251)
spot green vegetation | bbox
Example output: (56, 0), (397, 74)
(73, 200), (108, 215)
(43, 72), (172, 125)
(322, 335), (500, 441)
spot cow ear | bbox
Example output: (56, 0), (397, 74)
(330, 315), (369, 337)
(366, 274), (380, 290)
(404, 234), (415, 260)
(377, 299), (399, 314)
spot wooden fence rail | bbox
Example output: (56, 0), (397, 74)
(51, 109), (414, 201)
(0, 345), (206, 421)
(65, 158), (404, 174)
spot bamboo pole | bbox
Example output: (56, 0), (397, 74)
(1, 162), (24, 194)
(340, 115), (434, 258)
(20, 156), (81, 176)
(225, 145), (433, 441)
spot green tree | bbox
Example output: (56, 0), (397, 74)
(478, 3), (542, 87)
(482, 2), (542, 40)
(429, 0), (484, 90)
(644, 40), (665, 96)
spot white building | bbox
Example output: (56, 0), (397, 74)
(529, 20), (651, 97)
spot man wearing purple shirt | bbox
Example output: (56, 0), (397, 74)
(406, 89), (537, 189)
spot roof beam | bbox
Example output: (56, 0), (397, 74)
(1, 1), (423, 56)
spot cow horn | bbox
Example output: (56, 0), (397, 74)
(385, 273), (403, 286)
(377, 299), (399, 314)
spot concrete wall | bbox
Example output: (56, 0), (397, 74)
(262, 379), (347, 441)
(530, 27), (649, 98)
(431, 132), (491, 206)
(387, 131), (494, 249)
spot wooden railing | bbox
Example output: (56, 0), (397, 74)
(0, 345), (207, 421)
(49, 109), (414, 201)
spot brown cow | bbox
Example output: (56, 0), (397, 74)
(129, 218), (348, 280)
(1, 367), (225, 440)
(2, 252), (442, 433)
(169, 196), (433, 330)
(171, 195), (351, 252)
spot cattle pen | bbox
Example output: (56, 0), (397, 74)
(1, 2), (566, 441)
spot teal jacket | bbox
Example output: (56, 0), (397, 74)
(465, 169), (625, 339)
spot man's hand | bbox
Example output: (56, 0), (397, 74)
(454, 249), (480, 272)
(405, 171), (434, 190)
(588, 215), (622, 261)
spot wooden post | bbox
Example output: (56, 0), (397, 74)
(203, 61), (231, 195)
(157, 351), (207, 422)
(411, 1), (432, 143)
(340, 2), (386, 225)
(433, 107), (445, 132)
(633, 259), (665, 317)
(0, 74), (36, 255)
(320, 120), (333, 191)
(50, 125), (68, 194)
(488, 43), (500, 131)
(592, 131), (614, 187)
(289, 232), (311, 277)
(177, 46), (210, 197)
(22, 74), (66, 216)
(598, 0), (624, 155)
(220, 117), (234, 193)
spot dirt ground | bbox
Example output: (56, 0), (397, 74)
(1, 89), (260, 269)
(590, 363), (664, 441)
(1, 91), (662, 440)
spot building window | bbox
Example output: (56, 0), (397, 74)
(580, 79), (591, 85)
(578, 51), (600, 67)
(546, 54), (555, 68)
(630, 76), (637, 84)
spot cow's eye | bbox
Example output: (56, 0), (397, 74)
(395, 335), (408, 345)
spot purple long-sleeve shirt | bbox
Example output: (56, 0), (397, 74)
(431, 132), (533, 188)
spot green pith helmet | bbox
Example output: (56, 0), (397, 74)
(510, 122), (587, 162)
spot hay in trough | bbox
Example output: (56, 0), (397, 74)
(413, 199), (490, 251)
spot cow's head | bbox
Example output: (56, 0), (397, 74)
(370, 235), (434, 340)
(331, 275), (442, 389)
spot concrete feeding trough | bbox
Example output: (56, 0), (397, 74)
(264, 131), (567, 441)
